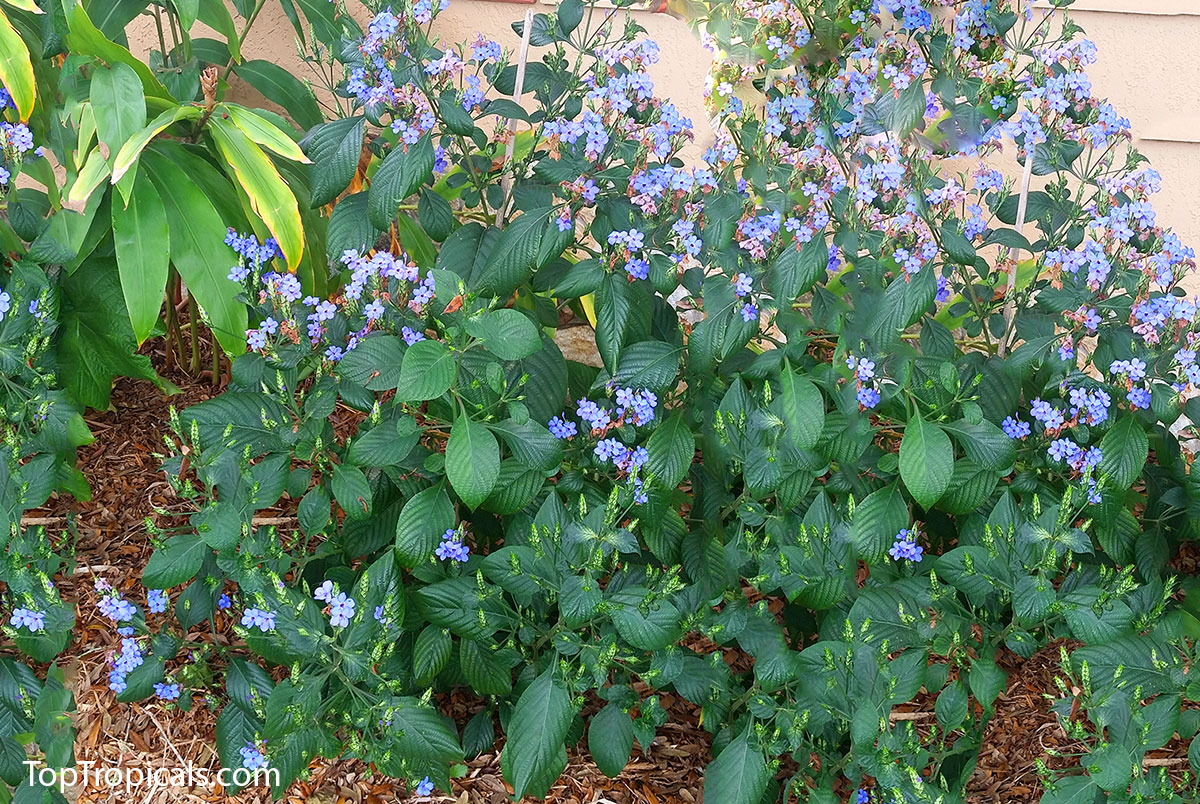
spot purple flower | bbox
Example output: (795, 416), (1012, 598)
(97, 592), (138, 624)
(415, 777), (434, 796)
(1030, 398), (1065, 431)
(313, 580), (336, 603)
(364, 300), (385, 320)
(1127, 387), (1151, 410)
(740, 303), (758, 322)
(436, 529), (470, 562)
(625, 258), (650, 280)
(246, 329), (267, 351)
(402, 326), (426, 345)
(412, 272), (436, 306)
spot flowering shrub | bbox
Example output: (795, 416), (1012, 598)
(16, 0), (1200, 803)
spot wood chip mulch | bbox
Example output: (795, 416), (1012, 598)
(19, 345), (1197, 804)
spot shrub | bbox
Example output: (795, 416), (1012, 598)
(5, 0), (1200, 801)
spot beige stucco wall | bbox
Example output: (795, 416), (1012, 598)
(131, 0), (1200, 257)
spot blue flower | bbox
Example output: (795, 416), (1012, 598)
(549, 416), (577, 439)
(97, 592), (138, 624)
(436, 530), (470, 562)
(154, 682), (181, 701)
(147, 590), (168, 614)
(1002, 416), (1031, 439)
(314, 580), (336, 603)
(415, 776), (434, 796)
(240, 608), (276, 633)
(9, 608), (45, 632)
(217, 594), (232, 610)
(402, 326), (426, 345)
(857, 387), (880, 409)
(239, 743), (269, 770)
(889, 529), (924, 563)
(328, 593), (356, 628)
(576, 399), (611, 431)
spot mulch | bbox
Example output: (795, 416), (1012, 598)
(18, 340), (1196, 803)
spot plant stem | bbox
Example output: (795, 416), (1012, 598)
(188, 294), (201, 374)
(219, 0), (269, 85)
(999, 148), (1035, 357)
(211, 330), (221, 386)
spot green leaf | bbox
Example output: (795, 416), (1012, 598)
(209, 115), (304, 271)
(1099, 415), (1148, 491)
(0, 11), (33, 121)
(557, 0), (585, 36)
(216, 706), (259, 793)
(465, 309), (541, 361)
(849, 484), (908, 562)
(197, 0), (240, 61)
(397, 339), (456, 401)
(941, 418), (1016, 472)
(301, 115), (365, 208)
(346, 419), (420, 466)
(935, 680), (968, 730)
(388, 698), (463, 762)
(111, 173), (169, 344)
(57, 258), (160, 409)
(500, 669), (574, 799)
(645, 415), (694, 490)
(475, 208), (561, 299)
(325, 192), (381, 260)
(331, 464), (372, 520)
(143, 151), (247, 354)
(418, 188), (455, 242)
(337, 335), (404, 391)
(90, 63), (146, 168)
(368, 135), (436, 230)
(779, 363), (824, 450)
(702, 733), (770, 804)
(899, 412), (954, 509)
(1040, 776), (1101, 804)
(968, 656), (1007, 712)
(233, 60), (322, 129)
(609, 589), (682, 650)
(395, 487), (455, 567)
(588, 703), (633, 778)
(66, 4), (171, 100)
(446, 415), (500, 510)
(143, 534), (206, 589)
(770, 236), (828, 304)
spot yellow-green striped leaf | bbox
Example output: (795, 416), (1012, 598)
(0, 9), (35, 120)
(208, 115), (304, 271)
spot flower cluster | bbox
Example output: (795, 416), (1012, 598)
(846, 355), (881, 409)
(314, 580), (357, 627)
(240, 608), (276, 633)
(888, 529), (924, 563)
(435, 529), (470, 562)
(9, 607), (45, 632)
